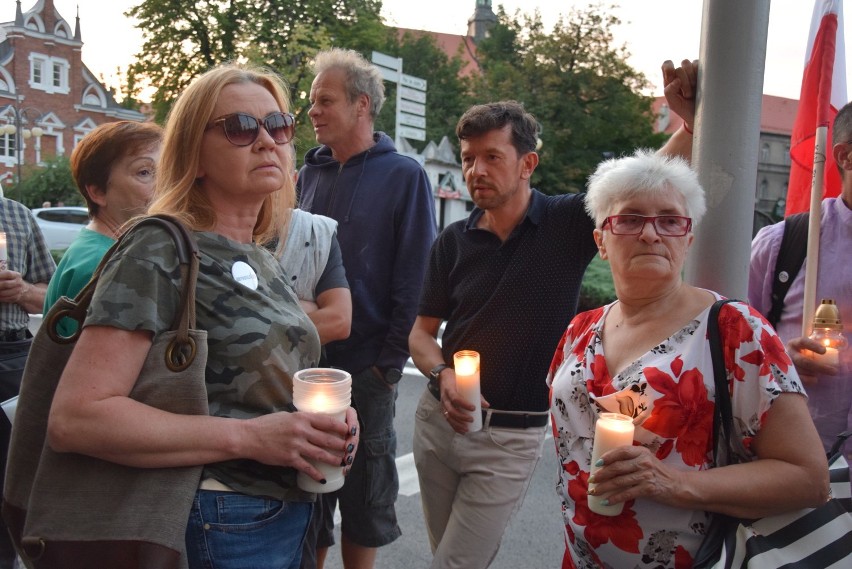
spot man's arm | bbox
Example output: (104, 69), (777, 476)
(0, 273), (47, 313)
(409, 315), (479, 434)
(305, 287), (351, 345)
(658, 59), (697, 161)
(304, 233), (351, 345)
(375, 167), (437, 371)
(409, 315), (446, 378)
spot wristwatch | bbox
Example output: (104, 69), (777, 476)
(383, 367), (403, 385)
(429, 363), (450, 385)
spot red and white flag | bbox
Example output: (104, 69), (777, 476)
(786, 0), (847, 216)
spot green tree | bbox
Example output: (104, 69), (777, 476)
(126, 0), (389, 124)
(18, 156), (81, 209)
(473, 5), (666, 195)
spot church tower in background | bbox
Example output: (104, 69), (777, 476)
(467, 0), (497, 43)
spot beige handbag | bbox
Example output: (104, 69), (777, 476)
(2, 215), (209, 569)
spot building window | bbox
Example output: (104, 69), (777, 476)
(29, 55), (69, 94)
(0, 132), (15, 158)
(759, 178), (769, 198)
(31, 58), (45, 85)
(760, 143), (770, 163)
(784, 144), (791, 165)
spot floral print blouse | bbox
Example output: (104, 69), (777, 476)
(547, 293), (804, 568)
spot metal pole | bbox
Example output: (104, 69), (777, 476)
(684, 0), (771, 299)
(15, 107), (22, 201)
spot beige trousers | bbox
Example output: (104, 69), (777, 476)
(412, 389), (546, 569)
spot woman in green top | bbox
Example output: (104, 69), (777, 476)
(43, 121), (162, 334)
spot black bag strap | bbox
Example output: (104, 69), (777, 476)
(768, 212), (809, 329)
(708, 299), (739, 468)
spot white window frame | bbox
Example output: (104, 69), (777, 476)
(29, 54), (70, 94)
(0, 132), (15, 159)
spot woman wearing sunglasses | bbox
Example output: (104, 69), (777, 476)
(546, 150), (827, 567)
(46, 63), (359, 569)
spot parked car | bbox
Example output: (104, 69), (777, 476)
(30, 206), (89, 250)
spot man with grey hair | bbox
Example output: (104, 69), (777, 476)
(297, 48), (437, 569)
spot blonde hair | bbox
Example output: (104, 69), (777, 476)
(314, 48), (385, 119)
(147, 63), (295, 244)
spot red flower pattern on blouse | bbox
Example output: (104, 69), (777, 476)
(567, 469), (643, 553)
(550, 299), (803, 567)
(740, 326), (791, 378)
(587, 354), (616, 398)
(717, 304), (755, 382)
(548, 309), (603, 380)
(640, 357), (714, 466)
(674, 545), (694, 568)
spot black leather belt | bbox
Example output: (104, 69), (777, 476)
(0, 328), (29, 342)
(427, 382), (548, 429)
(482, 410), (549, 429)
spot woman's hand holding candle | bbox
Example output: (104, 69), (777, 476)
(588, 413), (635, 516)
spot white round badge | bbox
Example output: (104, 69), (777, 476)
(231, 261), (259, 290)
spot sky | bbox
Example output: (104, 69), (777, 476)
(38, 0), (851, 101)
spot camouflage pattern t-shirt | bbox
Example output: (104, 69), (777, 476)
(86, 225), (321, 502)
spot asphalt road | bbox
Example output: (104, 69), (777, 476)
(323, 367), (565, 569)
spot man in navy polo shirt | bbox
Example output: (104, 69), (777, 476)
(409, 99), (694, 568)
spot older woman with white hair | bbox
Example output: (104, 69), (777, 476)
(547, 149), (827, 567)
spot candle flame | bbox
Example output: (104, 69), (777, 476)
(455, 357), (478, 376)
(309, 393), (331, 412)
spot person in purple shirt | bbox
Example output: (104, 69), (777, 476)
(749, 101), (852, 457)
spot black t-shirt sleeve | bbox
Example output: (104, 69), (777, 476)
(314, 235), (349, 295)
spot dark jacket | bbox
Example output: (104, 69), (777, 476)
(297, 132), (436, 372)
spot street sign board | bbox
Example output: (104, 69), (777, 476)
(400, 112), (426, 129)
(371, 51), (401, 71)
(377, 66), (400, 83)
(398, 125), (426, 141)
(371, 51), (428, 147)
(401, 74), (427, 91)
(399, 100), (426, 116)
(399, 86), (426, 104)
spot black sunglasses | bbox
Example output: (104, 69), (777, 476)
(207, 112), (295, 147)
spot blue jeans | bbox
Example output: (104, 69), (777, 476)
(185, 490), (312, 569)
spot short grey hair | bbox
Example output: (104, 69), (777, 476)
(585, 149), (707, 227)
(313, 48), (386, 119)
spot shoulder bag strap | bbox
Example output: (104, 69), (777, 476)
(768, 212), (809, 329)
(708, 298), (738, 467)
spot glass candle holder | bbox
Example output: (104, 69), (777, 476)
(292, 368), (352, 493)
(808, 299), (847, 367)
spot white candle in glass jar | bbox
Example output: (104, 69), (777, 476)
(453, 350), (483, 432)
(588, 412), (635, 516)
(293, 368), (352, 493)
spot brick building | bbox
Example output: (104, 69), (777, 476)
(0, 0), (145, 188)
